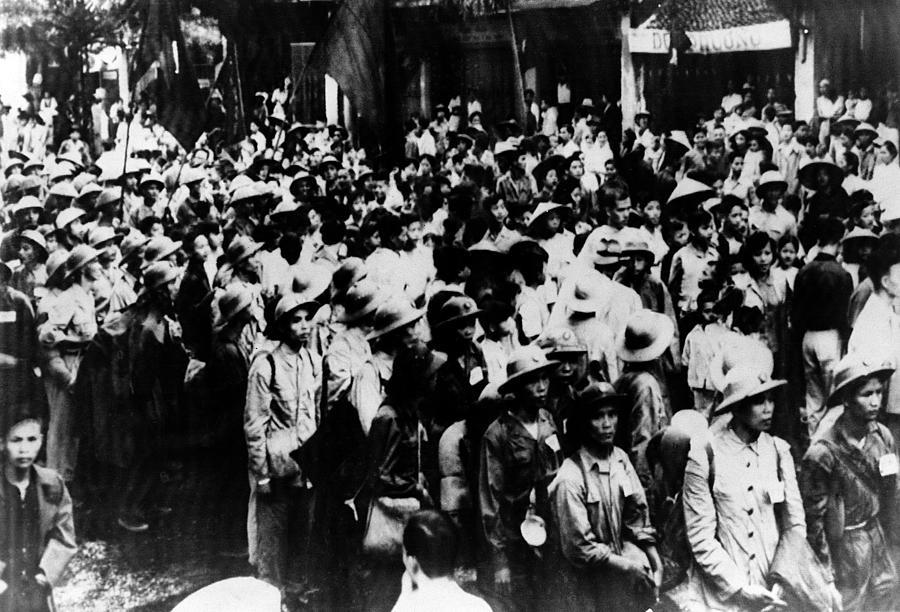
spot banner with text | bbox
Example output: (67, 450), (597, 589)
(628, 20), (792, 55)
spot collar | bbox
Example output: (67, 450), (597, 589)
(577, 446), (617, 474)
(814, 251), (837, 262)
(723, 424), (761, 454)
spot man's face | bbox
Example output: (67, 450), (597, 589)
(394, 318), (428, 352)
(608, 198), (632, 229)
(453, 320), (476, 345)
(3, 420), (42, 471)
(693, 131), (707, 148)
(286, 307), (315, 346)
(845, 377), (884, 422)
(698, 300), (717, 324)
(518, 372), (550, 407)
(587, 403), (618, 447)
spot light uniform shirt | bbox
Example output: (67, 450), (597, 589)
(848, 291), (900, 414)
(683, 427), (806, 607)
(749, 205), (797, 242)
(392, 577), (492, 612)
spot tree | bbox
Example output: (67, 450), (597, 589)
(0, 0), (128, 129)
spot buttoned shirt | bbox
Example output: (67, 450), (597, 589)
(479, 409), (563, 572)
(683, 427), (805, 603)
(549, 447), (655, 569)
(244, 343), (321, 482)
(801, 415), (899, 571)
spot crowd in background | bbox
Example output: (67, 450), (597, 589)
(2, 73), (900, 612)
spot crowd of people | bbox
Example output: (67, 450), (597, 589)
(2, 73), (900, 612)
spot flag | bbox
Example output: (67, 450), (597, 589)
(133, 0), (206, 151)
(303, 0), (399, 153)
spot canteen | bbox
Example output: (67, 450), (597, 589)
(520, 513), (547, 547)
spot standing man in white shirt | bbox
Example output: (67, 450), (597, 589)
(392, 511), (493, 612)
(848, 234), (900, 442)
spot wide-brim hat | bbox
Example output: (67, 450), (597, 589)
(634, 110), (651, 121)
(493, 139), (521, 160)
(620, 230), (656, 263)
(289, 172), (318, 195)
(55, 207), (86, 230)
(226, 236), (264, 265)
(451, 132), (475, 148)
(120, 231), (150, 261)
(713, 366), (787, 416)
(798, 158), (843, 191)
(17, 229), (47, 257)
(87, 225), (124, 248)
(77, 182), (103, 202)
(708, 336), (774, 392)
(141, 237), (182, 270)
(48, 164), (73, 183)
(142, 261), (180, 291)
(498, 345), (560, 395)
(826, 354), (895, 407)
(527, 201), (568, 228)
(179, 166), (206, 186)
(213, 284), (254, 332)
(574, 381), (627, 413)
(433, 295), (483, 330)
(23, 159), (44, 175)
(835, 113), (860, 130)
(538, 327), (588, 356)
(292, 265), (332, 301)
(10, 195), (43, 216)
(45, 249), (69, 282)
(666, 177), (715, 210)
(8, 150), (30, 163)
(64, 244), (100, 280)
(317, 155), (341, 173)
(4, 158), (23, 176)
(338, 279), (386, 323)
(331, 257), (368, 300)
(755, 170), (788, 198)
(842, 226), (879, 245)
(854, 122), (879, 138)
(366, 298), (426, 341)
(532, 154), (565, 184)
(140, 172), (165, 190)
(617, 310), (675, 363)
(49, 182), (79, 199)
(96, 187), (123, 209)
(665, 130), (691, 156)
(567, 277), (603, 314)
(273, 292), (320, 326)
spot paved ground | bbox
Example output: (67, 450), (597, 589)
(53, 452), (251, 611)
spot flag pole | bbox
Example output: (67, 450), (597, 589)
(506, 1), (527, 127)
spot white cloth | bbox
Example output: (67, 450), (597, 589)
(392, 577), (492, 612)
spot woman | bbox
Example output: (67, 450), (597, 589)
(682, 366), (807, 611)
(548, 382), (661, 611)
(361, 348), (438, 612)
(175, 229), (216, 360)
(740, 232), (790, 373)
(11, 229), (48, 308)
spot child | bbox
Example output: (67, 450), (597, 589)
(668, 210), (719, 314)
(637, 195), (668, 275)
(660, 217), (689, 284)
(682, 290), (731, 417)
(775, 233), (800, 289)
(1, 414), (77, 612)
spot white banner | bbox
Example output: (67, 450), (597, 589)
(629, 20), (792, 55)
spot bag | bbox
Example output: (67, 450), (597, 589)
(262, 353), (301, 479)
(768, 528), (834, 612)
(361, 417), (424, 558)
(266, 427), (301, 478)
(361, 496), (421, 557)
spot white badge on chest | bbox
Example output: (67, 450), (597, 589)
(880, 453), (899, 477)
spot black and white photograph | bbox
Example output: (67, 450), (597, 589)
(0, 0), (898, 609)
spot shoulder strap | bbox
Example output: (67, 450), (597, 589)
(705, 441), (715, 490)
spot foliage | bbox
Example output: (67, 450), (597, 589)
(0, 0), (128, 64)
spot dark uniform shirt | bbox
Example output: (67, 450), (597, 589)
(0, 470), (45, 612)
